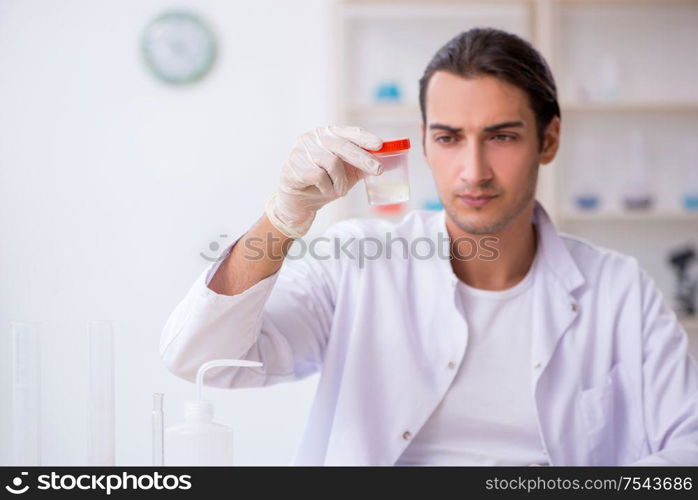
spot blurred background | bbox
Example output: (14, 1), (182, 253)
(1, 0), (697, 466)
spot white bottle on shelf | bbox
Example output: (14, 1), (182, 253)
(683, 141), (698, 211)
(569, 138), (602, 212)
(165, 359), (262, 466)
(595, 54), (621, 101)
(621, 130), (654, 211)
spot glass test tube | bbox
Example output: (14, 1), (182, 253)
(88, 320), (115, 465)
(152, 393), (164, 466)
(11, 321), (42, 465)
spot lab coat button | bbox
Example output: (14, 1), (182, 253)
(571, 303), (577, 312)
(533, 362), (542, 369)
(402, 430), (412, 440)
(447, 361), (456, 370)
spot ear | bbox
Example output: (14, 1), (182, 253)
(540, 116), (561, 165)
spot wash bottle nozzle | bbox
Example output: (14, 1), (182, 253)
(166, 358), (263, 465)
(195, 359), (262, 402)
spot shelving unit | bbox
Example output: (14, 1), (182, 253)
(560, 209), (698, 222)
(329, 0), (698, 307)
(331, 0), (698, 222)
(547, 0), (698, 310)
(561, 102), (698, 113)
(350, 102), (698, 119)
(549, 0), (698, 227)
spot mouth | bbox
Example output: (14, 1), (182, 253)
(456, 194), (498, 207)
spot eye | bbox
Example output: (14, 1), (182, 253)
(435, 135), (456, 144)
(491, 134), (517, 142)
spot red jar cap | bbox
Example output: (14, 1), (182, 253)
(364, 137), (410, 154)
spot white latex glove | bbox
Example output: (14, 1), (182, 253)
(265, 125), (384, 239)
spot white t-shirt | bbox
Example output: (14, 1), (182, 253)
(395, 248), (549, 466)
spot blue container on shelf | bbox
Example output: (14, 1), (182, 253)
(423, 198), (443, 211)
(374, 81), (401, 103)
(684, 194), (698, 211)
(573, 194), (600, 211)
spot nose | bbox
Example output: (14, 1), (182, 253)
(458, 139), (493, 187)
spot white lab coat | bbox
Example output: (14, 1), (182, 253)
(159, 200), (698, 465)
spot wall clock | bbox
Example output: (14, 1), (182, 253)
(141, 11), (217, 85)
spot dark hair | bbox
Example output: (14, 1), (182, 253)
(418, 27), (560, 151)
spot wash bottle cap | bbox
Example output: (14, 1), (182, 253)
(184, 359), (263, 422)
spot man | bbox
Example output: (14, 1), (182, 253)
(159, 28), (698, 465)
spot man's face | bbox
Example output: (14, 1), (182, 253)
(421, 71), (557, 235)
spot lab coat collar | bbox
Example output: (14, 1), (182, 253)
(530, 200), (585, 293)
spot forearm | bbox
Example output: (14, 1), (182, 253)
(208, 214), (294, 296)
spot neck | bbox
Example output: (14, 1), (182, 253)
(446, 201), (538, 290)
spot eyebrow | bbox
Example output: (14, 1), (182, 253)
(429, 120), (525, 133)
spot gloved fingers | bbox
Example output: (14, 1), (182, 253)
(296, 141), (336, 198)
(305, 139), (349, 197)
(328, 125), (383, 151)
(281, 145), (332, 198)
(317, 126), (383, 176)
(344, 160), (368, 186)
(318, 157), (350, 197)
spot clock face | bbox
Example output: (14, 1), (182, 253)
(141, 11), (217, 85)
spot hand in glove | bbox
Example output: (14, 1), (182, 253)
(265, 125), (383, 239)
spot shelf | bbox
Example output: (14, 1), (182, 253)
(560, 209), (698, 221)
(557, 0), (698, 4)
(347, 101), (698, 123)
(341, 2), (528, 19)
(561, 101), (698, 112)
(347, 104), (420, 123)
(344, 0), (698, 4)
(344, 0), (531, 3)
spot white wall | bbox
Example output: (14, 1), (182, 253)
(0, 0), (335, 465)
